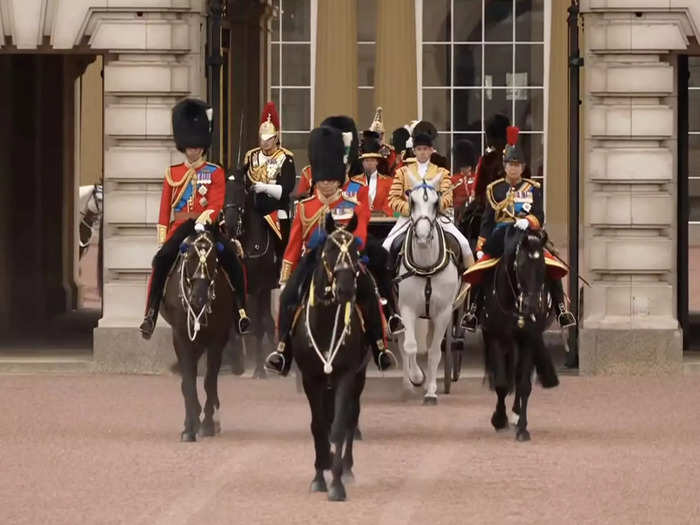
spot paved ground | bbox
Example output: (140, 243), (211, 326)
(2, 372), (700, 525)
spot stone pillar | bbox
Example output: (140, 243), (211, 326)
(314, 0), (358, 124)
(578, 0), (700, 374)
(374, 0), (418, 133)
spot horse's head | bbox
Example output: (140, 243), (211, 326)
(179, 228), (221, 315)
(224, 169), (247, 240)
(408, 181), (440, 244)
(513, 229), (548, 321)
(315, 212), (360, 304)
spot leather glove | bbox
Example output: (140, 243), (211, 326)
(514, 218), (530, 230)
(195, 209), (215, 225)
(477, 250), (484, 260)
(252, 183), (283, 200)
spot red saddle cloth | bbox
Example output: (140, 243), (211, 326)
(462, 250), (568, 285)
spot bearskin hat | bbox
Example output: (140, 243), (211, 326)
(452, 139), (477, 170)
(412, 120), (438, 143)
(172, 98), (212, 152)
(391, 127), (410, 153)
(320, 115), (359, 168)
(309, 126), (346, 185)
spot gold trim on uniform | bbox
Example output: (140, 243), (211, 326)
(264, 215), (283, 240)
(350, 175), (369, 186)
(463, 256), (500, 277)
(280, 260), (294, 283)
(157, 224), (167, 245)
(244, 147), (292, 184)
(476, 236), (486, 251)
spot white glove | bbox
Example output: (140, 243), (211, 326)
(514, 218), (529, 231)
(477, 251), (484, 260)
(194, 222), (205, 233)
(252, 183), (283, 200)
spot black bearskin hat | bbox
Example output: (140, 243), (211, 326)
(359, 130), (382, 159)
(391, 127), (410, 153)
(172, 98), (212, 152)
(430, 152), (449, 169)
(412, 120), (438, 143)
(320, 115), (359, 169)
(412, 133), (433, 148)
(485, 113), (510, 151)
(452, 139), (477, 170)
(309, 126), (346, 185)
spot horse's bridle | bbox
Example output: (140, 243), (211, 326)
(409, 182), (439, 243)
(79, 184), (103, 249)
(317, 228), (360, 303)
(179, 231), (219, 341)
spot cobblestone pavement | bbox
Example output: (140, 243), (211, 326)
(2, 372), (699, 525)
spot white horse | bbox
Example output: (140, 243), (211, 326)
(78, 184), (103, 258)
(396, 180), (460, 404)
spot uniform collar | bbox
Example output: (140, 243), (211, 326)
(316, 188), (342, 205)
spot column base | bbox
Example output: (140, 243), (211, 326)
(93, 325), (175, 374)
(579, 327), (682, 375)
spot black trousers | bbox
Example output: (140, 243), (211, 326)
(277, 249), (385, 350)
(146, 219), (247, 314)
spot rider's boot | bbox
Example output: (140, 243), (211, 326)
(372, 339), (397, 371)
(460, 285), (481, 332)
(140, 272), (164, 340)
(139, 306), (158, 340)
(549, 278), (576, 328)
(264, 340), (292, 376)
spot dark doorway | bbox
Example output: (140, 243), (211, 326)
(0, 54), (101, 356)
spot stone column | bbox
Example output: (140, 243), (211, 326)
(374, 0), (417, 133)
(314, 0), (358, 124)
(577, 0), (700, 374)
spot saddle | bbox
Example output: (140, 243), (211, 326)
(391, 225), (463, 276)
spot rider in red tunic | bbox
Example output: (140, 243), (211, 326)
(139, 98), (249, 339)
(264, 119), (396, 376)
(450, 139), (478, 224)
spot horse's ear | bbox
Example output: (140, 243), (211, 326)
(325, 212), (336, 234)
(346, 212), (358, 233)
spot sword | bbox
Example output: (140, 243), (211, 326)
(544, 240), (591, 287)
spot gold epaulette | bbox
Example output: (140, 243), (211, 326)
(279, 146), (294, 157)
(243, 147), (260, 165)
(522, 177), (541, 189)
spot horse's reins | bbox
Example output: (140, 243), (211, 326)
(179, 232), (218, 341)
(306, 229), (358, 375)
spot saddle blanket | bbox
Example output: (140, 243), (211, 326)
(462, 251), (568, 285)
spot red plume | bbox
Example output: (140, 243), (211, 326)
(506, 125), (519, 146)
(260, 101), (280, 130)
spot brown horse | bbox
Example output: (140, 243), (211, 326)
(160, 226), (234, 441)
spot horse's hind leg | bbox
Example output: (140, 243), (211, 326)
(302, 375), (330, 493)
(174, 336), (202, 442)
(252, 295), (269, 379)
(201, 343), (224, 437)
(343, 369), (366, 483)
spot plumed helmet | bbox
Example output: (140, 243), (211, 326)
(369, 106), (385, 134)
(309, 126), (346, 185)
(259, 101), (280, 141)
(502, 126), (525, 164)
(172, 98), (213, 152)
(452, 139), (477, 170)
(320, 115), (359, 168)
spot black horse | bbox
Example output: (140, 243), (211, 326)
(160, 227), (235, 441)
(481, 228), (559, 442)
(293, 213), (369, 502)
(224, 171), (280, 378)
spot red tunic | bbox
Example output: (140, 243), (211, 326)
(280, 188), (370, 282)
(450, 171), (475, 210)
(157, 160), (225, 243)
(293, 165), (313, 199)
(349, 173), (394, 217)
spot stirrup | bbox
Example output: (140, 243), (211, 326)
(558, 311), (576, 328)
(388, 314), (405, 336)
(237, 309), (252, 335)
(263, 350), (288, 376)
(460, 312), (477, 333)
(376, 348), (397, 372)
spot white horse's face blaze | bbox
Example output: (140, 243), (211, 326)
(409, 182), (439, 244)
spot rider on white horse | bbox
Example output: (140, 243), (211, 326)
(382, 129), (474, 272)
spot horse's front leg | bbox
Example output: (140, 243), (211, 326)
(302, 374), (330, 494)
(423, 308), (452, 404)
(398, 304), (424, 393)
(328, 373), (355, 502)
(174, 335), (202, 442)
(515, 343), (534, 442)
(252, 294), (269, 379)
(201, 342), (224, 437)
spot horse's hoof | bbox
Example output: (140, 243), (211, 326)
(423, 396), (438, 406)
(409, 365), (425, 387)
(252, 367), (267, 379)
(180, 431), (197, 442)
(199, 419), (221, 437)
(310, 474), (327, 493)
(353, 427), (363, 441)
(342, 469), (355, 485)
(516, 429), (531, 442)
(491, 411), (509, 431)
(327, 483), (346, 502)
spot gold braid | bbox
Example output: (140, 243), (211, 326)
(167, 157), (206, 210)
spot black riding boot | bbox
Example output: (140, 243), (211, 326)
(549, 277), (576, 328)
(214, 230), (252, 335)
(460, 284), (482, 332)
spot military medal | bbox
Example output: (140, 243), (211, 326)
(199, 196), (208, 207)
(198, 185), (208, 196)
